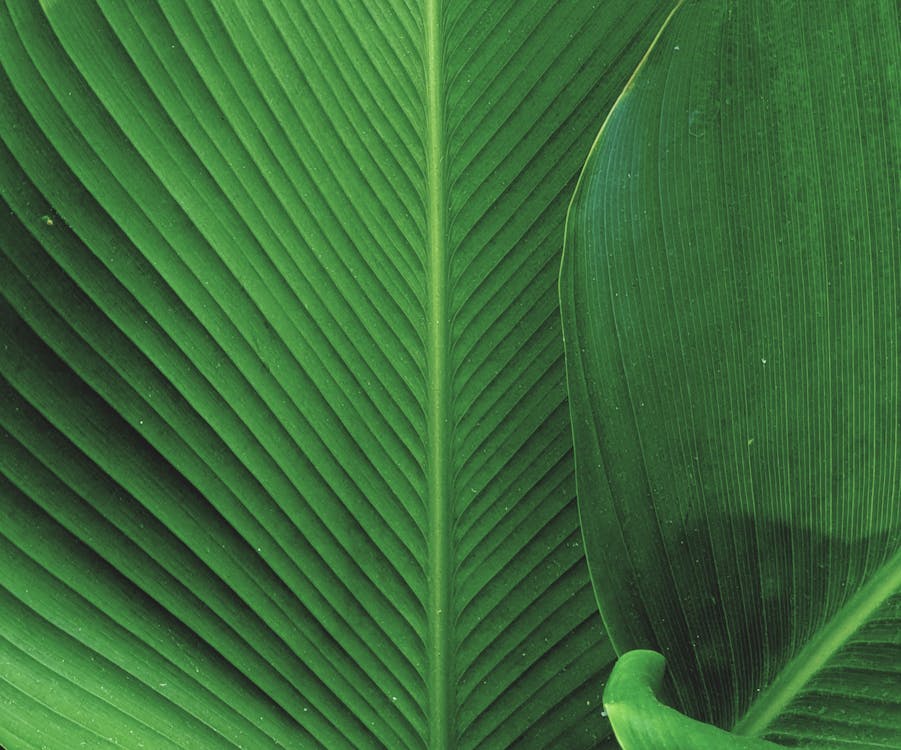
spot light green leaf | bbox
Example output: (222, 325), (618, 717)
(604, 651), (779, 750)
(0, 1), (672, 748)
(561, 0), (901, 747)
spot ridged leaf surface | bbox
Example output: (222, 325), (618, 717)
(561, 0), (900, 746)
(0, 1), (670, 748)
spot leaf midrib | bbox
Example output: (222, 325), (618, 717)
(733, 547), (901, 737)
(424, 0), (453, 747)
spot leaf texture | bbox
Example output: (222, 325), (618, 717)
(0, 1), (671, 748)
(561, 0), (900, 745)
(764, 590), (901, 748)
(603, 651), (779, 750)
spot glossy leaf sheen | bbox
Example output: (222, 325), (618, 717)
(0, 1), (671, 748)
(562, 0), (901, 747)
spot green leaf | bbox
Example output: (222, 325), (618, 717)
(0, 1), (671, 748)
(561, 0), (901, 747)
(604, 651), (779, 750)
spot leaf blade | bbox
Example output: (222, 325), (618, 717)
(1, 0), (672, 747)
(562, 0), (901, 744)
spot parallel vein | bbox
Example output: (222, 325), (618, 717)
(0, 1), (673, 748)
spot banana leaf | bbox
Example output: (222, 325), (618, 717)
(561, 0), (901, 747)
(0, 1), (671, 747)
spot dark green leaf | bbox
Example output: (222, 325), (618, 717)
(562, 0), (901, 746)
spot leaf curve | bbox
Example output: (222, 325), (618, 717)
(561, 0), (901, 746)
(0, 1), (672, 748)
(604, 651), (779, 750)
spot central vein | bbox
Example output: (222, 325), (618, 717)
(424, 0), (453, 747)
(733, 547), (901, 737)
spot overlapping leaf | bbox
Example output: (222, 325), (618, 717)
(562, 0), (900, 746)
(0, 1), (671, 747)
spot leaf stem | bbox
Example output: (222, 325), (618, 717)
(424, 0), (453, 746)
(733, 548), (901, 736)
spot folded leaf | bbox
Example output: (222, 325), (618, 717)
(561, 0), (900, 746)
(604, 651), (778, 750)
(0, 1), (671, 748)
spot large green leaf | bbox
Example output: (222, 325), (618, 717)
(0, 1), (672, 747)
(562, 0), (900, 747)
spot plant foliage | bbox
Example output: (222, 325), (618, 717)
(0, 1), (669, 748)
(561, 0), (901, 747)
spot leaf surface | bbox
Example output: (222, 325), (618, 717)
(603, 651), (779, 750)
(561, 0), (901, 746)
(0, 1), (671, 747)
